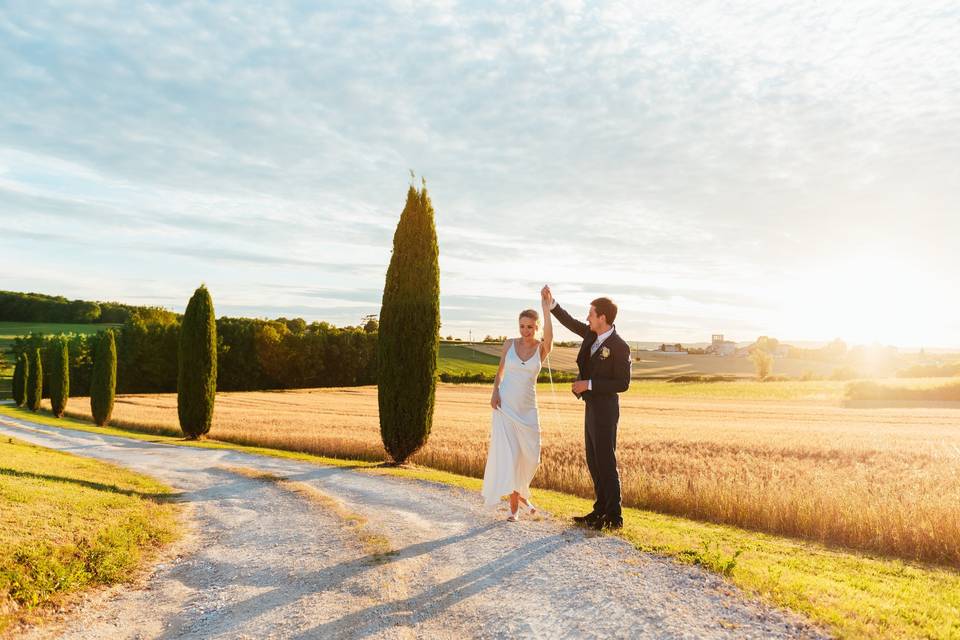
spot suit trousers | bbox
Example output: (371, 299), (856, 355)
(584, 395), (622, 519)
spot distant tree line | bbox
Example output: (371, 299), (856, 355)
(0, 290), (155, 324)
(9, 310), (378, 396)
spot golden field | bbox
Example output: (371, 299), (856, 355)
(55, 380), (960, 567)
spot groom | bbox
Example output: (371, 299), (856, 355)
(543, 286), (631, 530)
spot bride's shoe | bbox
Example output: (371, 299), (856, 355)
(525, 501), (537, 516)
(507, 504), (520, 522)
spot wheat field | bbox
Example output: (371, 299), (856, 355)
(56, 381), (960, 567)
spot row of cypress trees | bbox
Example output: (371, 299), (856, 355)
(11, 180), (433, 462)
(11, 332), (117, 424)
(9, 285), (214, 441)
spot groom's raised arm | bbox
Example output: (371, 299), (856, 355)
(550, 302), (591, 338)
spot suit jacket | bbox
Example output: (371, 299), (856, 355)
(550, 304), (632, 402)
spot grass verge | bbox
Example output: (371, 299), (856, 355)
(2, 405), (959, 639)
(0, 432), (180, 636)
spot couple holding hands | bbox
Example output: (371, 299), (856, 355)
(481, 285), (632, 530)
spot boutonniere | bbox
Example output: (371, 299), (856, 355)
(600, 346), (610, 359)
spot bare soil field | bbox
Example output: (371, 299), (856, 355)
(56, 382), (960, 567)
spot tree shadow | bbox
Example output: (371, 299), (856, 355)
(160, 522), (520, 638)
(293, 533), (569, 639)
(0, 467), (180, 501)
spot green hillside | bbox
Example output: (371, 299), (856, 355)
(437, 343), (500, 376)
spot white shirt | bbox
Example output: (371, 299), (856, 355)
(550, 299), (613, 391)
(588, 326), (615, 390)
(591, 326), (615, 355)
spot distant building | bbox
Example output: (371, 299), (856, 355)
(707, 334), (737, 356)
(658, 343), (688, 355)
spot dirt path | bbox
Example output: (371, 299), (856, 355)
(1, 415), (826, 639)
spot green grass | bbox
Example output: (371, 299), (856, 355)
(561, 378), (959, 403)
(437, 343), (500, 376)
(2, 404), (958, 638)
(0, 433), (180, 634)
(621, 379), (850, 401)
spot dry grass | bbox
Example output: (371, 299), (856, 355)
(57, 381), (960, 567)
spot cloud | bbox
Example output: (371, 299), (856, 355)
(1, 1), (958, 345)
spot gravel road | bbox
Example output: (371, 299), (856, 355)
(0, 414), (827, 639)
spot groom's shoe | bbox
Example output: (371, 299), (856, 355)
(588, 515), (623, 530)
(573, 512), (602, 525)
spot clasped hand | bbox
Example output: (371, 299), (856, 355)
(540, 285), (553, 308)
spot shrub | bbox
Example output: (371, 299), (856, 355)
(90, 330), (117, 426)
(378, 182), (440, 463)
(749, 349), (773, 380)
(177, 285), (217, 439)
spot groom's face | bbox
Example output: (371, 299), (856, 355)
(587, 305), (604, 333)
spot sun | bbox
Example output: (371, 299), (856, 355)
(775, 253), (948, 347)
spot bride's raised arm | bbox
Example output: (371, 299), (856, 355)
(540, 286), (553, 359)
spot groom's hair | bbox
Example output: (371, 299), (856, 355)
(590, 297), (617, 325)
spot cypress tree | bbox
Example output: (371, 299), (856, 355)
(12, 353), (26, 407)
(91, 330), (117, 426)
(26, 348), (42, 411)
(377, 181), (440, 463)
(177, 285), (217, 439)
(50, 338), (70, 417)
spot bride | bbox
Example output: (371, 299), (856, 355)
(481, 286), (553, 521)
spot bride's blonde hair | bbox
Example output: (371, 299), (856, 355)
(519, 309), (542, 339)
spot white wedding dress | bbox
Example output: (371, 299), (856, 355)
(481, 340), (542, 506)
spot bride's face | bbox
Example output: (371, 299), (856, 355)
(518, 317), (538, 339)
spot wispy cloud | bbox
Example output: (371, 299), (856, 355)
(1, 1), (958, 344)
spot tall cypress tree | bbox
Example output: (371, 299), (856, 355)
(50, 338), (70, 417)
(377, 181), (440, 463)
(26, 348), (42, 411)
(12, 353), (26, 407)
(178, 285), (217, 439)
(91, 330), (117, 426)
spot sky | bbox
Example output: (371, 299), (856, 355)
(2, 1), (959, 348)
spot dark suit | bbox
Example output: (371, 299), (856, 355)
(551, 304), (631, 520)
